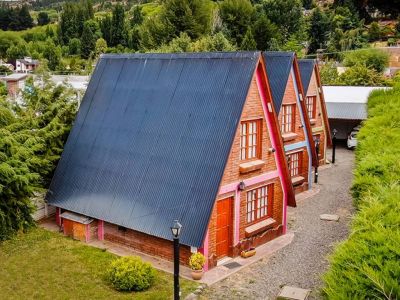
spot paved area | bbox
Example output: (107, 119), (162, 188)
(202, 147), (355, 299)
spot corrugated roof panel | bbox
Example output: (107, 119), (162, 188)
(47, 52), (260, 247)
(263, 52), (295, 113)
(326, 102), (367, 120)
(298, 59), (315, 93)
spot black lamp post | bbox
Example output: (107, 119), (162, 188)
(314, 139), (320, 183)
(171, 220), (182, 300)
(332, 129), (337, 164)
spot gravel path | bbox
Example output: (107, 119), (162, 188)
(202, 147), (355, 300)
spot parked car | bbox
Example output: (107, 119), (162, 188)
(347, 125), (361, 149)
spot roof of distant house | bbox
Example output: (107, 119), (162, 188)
(47, 52), (261, 247)
(0, 73), (28, 81)
(323, 86), (389, 120)
(17, 58), (39, 66)
(263, 52), (295, 113)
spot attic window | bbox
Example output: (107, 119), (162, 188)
(240, 119), (262, 160)
(281, 104), (296, 133)
(306, 96), (317, 119)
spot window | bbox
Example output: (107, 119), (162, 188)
(287, 151), (302, 177)
(240, 119), (261, 160)
(306, 96), (317, 119)
(246, 185), (272, 223)
(281, 104), (296, 133)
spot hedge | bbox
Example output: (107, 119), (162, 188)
(323, 84), (400, 299)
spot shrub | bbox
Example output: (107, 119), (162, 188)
(189, 253), (205, 270)
(106, 256), (156, 292)
(323, 84), (400, 298)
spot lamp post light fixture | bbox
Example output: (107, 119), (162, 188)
(171, 220), (182, 300)
(332, 128), (337, 164)
(238, 181), (246, 191)
(314, 139), (320, 184)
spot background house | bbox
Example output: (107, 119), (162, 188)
(0, 73), (28, 98)
(15, 57), (39, 73)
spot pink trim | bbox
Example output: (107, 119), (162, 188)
(56, 207), (61, 226)
(255, 70), (288, 234)
(98, 220), (104, 241)
(85, 224), (90, 243)
(234, 189), (240, 245)
(201, 229), (209, 271)
(218, 170), (279, 195)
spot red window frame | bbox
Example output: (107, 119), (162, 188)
(287, 151), (302, 177)
(246, 184), (273, 224)
(240, 119), (262, 161)
(281, 104), (296, 133)
(306, 96), (317, 119)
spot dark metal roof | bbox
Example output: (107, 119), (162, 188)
(298, 59), (315, 93)
(47, 52), (260, 247)
(263, 52), (295, 113)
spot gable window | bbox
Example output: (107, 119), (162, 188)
(246, 184), (273, 223)
(306, 96), (317, 119)
(240, 119), (261, 160)
(287, 151), (302, 177)
(281, 104), (296, 133)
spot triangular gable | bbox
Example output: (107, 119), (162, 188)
(256, 58), (296, 207)
(264, 52), (318, 167)
(46, 52), (261, 247)
(298, 59), (332, 147)
(263, 52), (294, 113)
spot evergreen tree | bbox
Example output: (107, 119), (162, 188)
(308, 7), (330, 54)
(240, 28), (257, 50)
(18, 6), (33, 30)
(43, 39), (61, 70)
(253, 14), (280, 51)
(81, 22), (96, 59)
(68, 38), (81, 55)
(131, 5), (143, 26)
(368, 22), (381, 41)
(220, 0), (254, 46)
(263, 0), (304, 39)
(161, 0), (212, 40)
(100, 15), (113, 46)
(37, 12), (50, 26)
(111, 4), (126, 47)
(0, 73), (77, 241)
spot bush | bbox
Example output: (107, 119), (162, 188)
(343, 48), (389, 73)
(189, 252), (205, 270)
(106, 256), (156, 292)
(323, 85), (400, 298)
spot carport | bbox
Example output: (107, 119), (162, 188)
(322, 86), (386, 139)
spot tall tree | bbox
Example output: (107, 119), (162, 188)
(81, 22), (96, 59)
(18, 5), (33, 30)
(111, 4), (126, 47)
(252, 14), (280, 51)
(263, 0), (304, 39)
(161, 0), (212, 40)
(37, 12), (50, 26)
(240, 28), (257, 50)
(308, 7), (330, 54)
(220, 0), (254, 46)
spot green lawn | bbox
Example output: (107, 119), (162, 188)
(0, 228), (198, 299)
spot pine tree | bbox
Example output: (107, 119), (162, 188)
(308, 7), (330, 53)
(240, 28), (257, 50)
(253, 14), (280, 51)
(111, 4), (126, 47)
(37, 12), (50, 26)
(81, 22), (96, 59)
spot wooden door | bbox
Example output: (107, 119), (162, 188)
(216, 197), (233, 259)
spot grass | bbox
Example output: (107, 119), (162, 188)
(0, 228), (198, 299)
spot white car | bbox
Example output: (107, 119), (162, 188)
(347, 126), (361, 149)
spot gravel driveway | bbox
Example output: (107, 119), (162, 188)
(202, 147), (355, 300)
